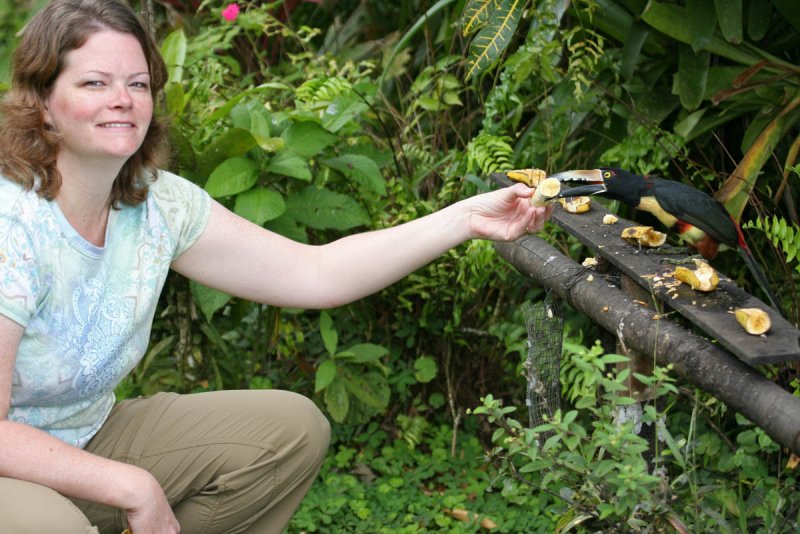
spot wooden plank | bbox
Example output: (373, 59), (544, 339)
(493, 174), (800, 365)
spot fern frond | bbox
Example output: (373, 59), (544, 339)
(744, 216), (800, 273)
(467, 134), (514, 174)
(295, 76), (353, 108)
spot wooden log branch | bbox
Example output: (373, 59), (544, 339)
(494, 235), (800, 455)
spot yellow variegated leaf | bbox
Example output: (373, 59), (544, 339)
(465, 0), (525, 79)
(717, 92), (800, 222)
(461, 0), (496, 36)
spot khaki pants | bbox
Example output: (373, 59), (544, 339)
(0, 389), (331, 534)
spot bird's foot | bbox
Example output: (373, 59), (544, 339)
(645, 244), (689, 256)
(659, 254), (703, 266)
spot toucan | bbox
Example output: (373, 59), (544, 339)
(548, 167), (785, 317)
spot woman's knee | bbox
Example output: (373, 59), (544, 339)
(0, 477), (98, 533)
(264, 390), (331, 462)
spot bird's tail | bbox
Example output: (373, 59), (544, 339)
(738, 247), (786, 318)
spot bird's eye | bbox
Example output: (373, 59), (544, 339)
(603, 171), (612, 178)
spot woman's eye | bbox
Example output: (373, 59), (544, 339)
(84, 80), (104, 87)
(131, 82), (149, 90)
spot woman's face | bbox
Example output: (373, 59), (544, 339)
(44, 29), (153, 167)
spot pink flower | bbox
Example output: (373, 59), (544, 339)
(222, 3), (240, 22)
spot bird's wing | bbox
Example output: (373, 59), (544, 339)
(652, 179), (739, 246)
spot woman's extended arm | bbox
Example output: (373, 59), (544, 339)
(171, 183), (550, 309)
(0, 315), (179, 533)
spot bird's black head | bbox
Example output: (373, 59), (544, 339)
(549, 167), (648, 207)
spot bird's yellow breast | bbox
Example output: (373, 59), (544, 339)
(638, 196), (677, 227)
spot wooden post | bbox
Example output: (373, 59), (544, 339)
(494, 235), (800, 455)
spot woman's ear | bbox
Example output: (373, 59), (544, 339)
(42, 100), (53, 129)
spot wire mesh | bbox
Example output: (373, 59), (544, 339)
(523, 294), (564, 435)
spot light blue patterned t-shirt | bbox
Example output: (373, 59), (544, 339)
(0, 170), (211, 448)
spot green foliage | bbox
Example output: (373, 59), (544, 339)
(314, 311), (391, 423)
(473, 339), (800, 532)
(744, 215), (800, 273)
(0, 0), (46, 87)
(289, 421), (555, 533)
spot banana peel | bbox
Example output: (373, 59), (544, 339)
(506, 169), (560, 206)
(734, 308), (771, 335)
(558, 196), (591, 213)
(621, 226), (667, 247)
(506, 168), (547, 187)
(530, 177), (561, 206)
(674, 259), (719, 292)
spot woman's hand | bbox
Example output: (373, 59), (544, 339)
(123, 470), (180, 534)
(466, 183), (554, 241)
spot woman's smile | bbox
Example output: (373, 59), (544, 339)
(44, 29), (153, 164)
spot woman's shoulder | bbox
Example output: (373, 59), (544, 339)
(0, 173), (27, 199)
(148, 169), (208, 201)
(0, 174), (43, 223)
(146, 169), (212, 254)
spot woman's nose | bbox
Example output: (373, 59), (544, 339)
(110, 84), (133, 108)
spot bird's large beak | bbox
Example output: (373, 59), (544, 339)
(548, 169), (607, 197)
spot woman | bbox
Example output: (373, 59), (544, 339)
(0, 1), (552, 533)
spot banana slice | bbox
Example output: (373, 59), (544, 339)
(673, 259), (719, 292)
(621, 226), (667, 247)
(735, 308), (771, 335)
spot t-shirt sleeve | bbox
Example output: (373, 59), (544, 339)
(148, 170), (213, 259)
(0, 215), (40, 327)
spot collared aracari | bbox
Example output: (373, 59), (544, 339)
(548, 167), (785, 317)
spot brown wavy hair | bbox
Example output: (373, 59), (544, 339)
(0, 0), (169, 206)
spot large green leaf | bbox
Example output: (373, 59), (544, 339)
(282, 121), (337, 158)
(677, 45), (710, 111)
(620, 22), (650, 80)
(190, 281), (232, 321)
(285, 186), (370, 230)
(324, 376), (349, 422)
(266, 150), (312, 181)
(233, 187), (285, 225)
(336, 343), (389, 363)
(713, 0), (742, 44)
(747, 0), (771, 41)
(198, 128), (259, 173)
(160, 29), (186, 83)
(205, 157), (259, 198)
(320, 311), (338, 357)
(687, 0), (717, 52)
(315, 359), (337, 393)
(465, 0), (524, 79)
(641, 1), (758, 65)
(341, 368), (390, 410)
(322, 154), (386, 195)
(320, 94), (369, 133)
